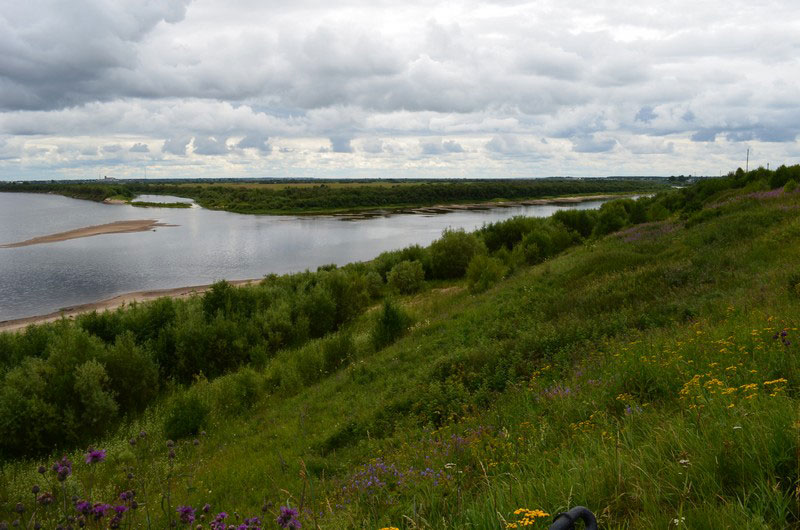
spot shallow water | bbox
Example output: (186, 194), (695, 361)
(0, 192), (605, 321)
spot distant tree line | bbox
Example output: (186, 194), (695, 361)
(0, 179), (665, 214)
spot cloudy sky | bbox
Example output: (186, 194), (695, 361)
(1, 0), (799, 180)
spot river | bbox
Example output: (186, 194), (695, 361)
(0, 192), (606, 321)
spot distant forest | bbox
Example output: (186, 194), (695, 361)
(0, 178), (666, 214)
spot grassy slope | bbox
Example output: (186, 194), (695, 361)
(2, 188), (800, 528)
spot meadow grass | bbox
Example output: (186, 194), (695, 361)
(1, 174), (800, 528)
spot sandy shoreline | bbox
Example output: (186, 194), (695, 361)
(0, 279), (260, 333)
(0, 193), (625, 332)
(0, 219), (175, 248)
(333, 193), (625, 219)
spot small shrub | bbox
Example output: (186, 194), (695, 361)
(784, 179), (797, 193)
(74, 360), (118, 433)
(323, 332), (354, 373)
(163, 393), (209, 440)
(364, 271), (384, 299)
(212, 367), (264, 414)
(429, 228), (486, 279)
(371, 300), (412, 350)
(387, 260), (425, 294)
(466, 254), (507, 293)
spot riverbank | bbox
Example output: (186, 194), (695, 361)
(332, 193), (625, 219)
(0, 278), (260, 332)
(0, 219), (174, 248)
(0, 178), (666, 216)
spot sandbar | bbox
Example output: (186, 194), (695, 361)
(0, 279), (260, 333)
(0, 219), (175, 248)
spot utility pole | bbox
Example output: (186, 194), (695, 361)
(746, 148), (749, 173)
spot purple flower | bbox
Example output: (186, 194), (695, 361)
(276, 506), (301, 529)
(209, 512), (228, 530)
(114, 505), (129, 515)
(75, 500), (92, 515)
(53, 456), (72, 481)
(177, 505), (196, 524)
(85, 449), (106, 464)
(202, 503), (211, 513)
(92, 503), (113, 519)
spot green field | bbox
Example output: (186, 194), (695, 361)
(1, 165), (800, 528)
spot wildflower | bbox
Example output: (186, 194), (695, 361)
(113, 506), (128, 515)
(92, 503), (113, 519)
(75, 500), (92, 515)
(678, 459), (690, 467)
(14, 504), (23, 514)
(177, 505), (196, 524)
(85, 449), (106, 464)
(203, 504), (211, 513)
(31, 485), (40, 494)
(37, 466), (46, 475)
(37, 492), (55, 506)
(53, 456), (72, 481)
(276, 506), (301, 529)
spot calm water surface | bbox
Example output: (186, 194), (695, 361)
(0, 192), (605, 321)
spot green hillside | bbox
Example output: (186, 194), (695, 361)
(1, 165), (799, 528)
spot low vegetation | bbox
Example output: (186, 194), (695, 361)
(1, 165), (799, 528)
(0, 178), (665, 215)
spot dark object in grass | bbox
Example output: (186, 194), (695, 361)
(550, 506), (598, 530)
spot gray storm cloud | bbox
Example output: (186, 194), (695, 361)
(0, 0), (799, 178)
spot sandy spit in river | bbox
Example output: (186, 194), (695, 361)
(0, 219), (175, 248)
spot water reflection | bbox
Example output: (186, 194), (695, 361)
(0, 192), (606, 320)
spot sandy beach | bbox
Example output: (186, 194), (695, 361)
(0, 279), (260, 333)
(0, 219), (174, 248)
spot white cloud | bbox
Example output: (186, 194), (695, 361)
(1, 0), (799, 179)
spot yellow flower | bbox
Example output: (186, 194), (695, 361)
(764, 378), (788, 386)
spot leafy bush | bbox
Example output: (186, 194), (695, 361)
(466, 254), (507, 293)
(593, 201), (630, 236)
(102, 332), (159, 413)
(163, 393), (209, 440)
(429, 228), (486, 279)
(784, 179), (797, 193)
(552, 209), (598, 239)
(364, 271), (384, 299)
(73, 360), (118, 435)
(371, 300), (412, 350)
(387, 260), (425, 294)
(211, 367), (265, 414)
(322, 332), (355, 373)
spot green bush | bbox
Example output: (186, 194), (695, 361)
(371, 300), (412, 350)
(73, 360), (118, 435)
(593, 200), (630, 236)
(429, 228), (486, 279)
(163, 393), (209, 440)
(211, 367), (264, 414)
(784, 179), (797, 193)
(102, 332), (159, 413)
(387, 260), (425, 294)
(364, 271), (384, 299)
(466, 254), (507, 293)
(323, 332), (354, 373)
